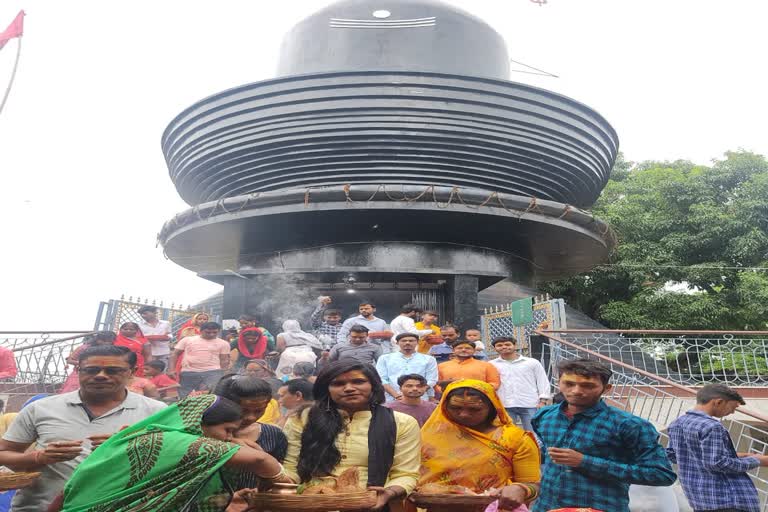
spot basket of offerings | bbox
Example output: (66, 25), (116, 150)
(246, 469), (377, 511)
(424, 334), (444, 345)
(367, 330), (394, 340)
(0, 471), (41, 490)
(410, 484), (497, 511)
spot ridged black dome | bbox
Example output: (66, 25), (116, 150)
(159, 0), (620, 310)
(162, 72), (618, 208)
(276, 0), (511, 79)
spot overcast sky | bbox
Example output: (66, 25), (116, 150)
(1, 0), (766, 331)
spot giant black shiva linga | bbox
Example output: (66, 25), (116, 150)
(157, 0), (618, 330)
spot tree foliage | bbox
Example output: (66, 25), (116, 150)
(542, 150), (768, 330)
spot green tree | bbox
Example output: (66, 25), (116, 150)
(542, 150), (768, 330)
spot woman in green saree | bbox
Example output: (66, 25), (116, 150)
(59, 394), (284, 512)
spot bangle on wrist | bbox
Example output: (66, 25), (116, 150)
(511, 483), (537, 500)
(259, 463), (285, 480)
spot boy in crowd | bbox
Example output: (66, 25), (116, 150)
(438, 340), (500, 389)
(168, 321), (231, 398)
(309, 296), (343, 348)
(415, 310), (442, 354)
(667, 383), (768, 512)
(532, 359), (675, 512)
(384, 374), (437, 427)
(489, 336), (550, 430)
(144, 360), (180, 402)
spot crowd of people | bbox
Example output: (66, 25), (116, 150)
(0, 299), (765, 512)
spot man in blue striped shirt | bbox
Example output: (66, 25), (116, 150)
(531, 359), (676, 512)
(666, 384), (768, 512)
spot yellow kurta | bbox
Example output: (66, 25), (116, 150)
(0, 413), (17, 438)
(415, 322), (441, 354)
(258, 398), (281, 425)
(283, 409), (421, 493)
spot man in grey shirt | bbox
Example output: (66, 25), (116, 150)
(335, 302), (389, 350)
(328, 324), (382, 365)
(0, 344), (165, 511)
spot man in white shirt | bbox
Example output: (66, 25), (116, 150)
(137, 305), (172, 366)
(389, 304), (433, 348)
(489, 336), (551, 430)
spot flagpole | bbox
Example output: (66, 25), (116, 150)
(0, 36), (22, 116)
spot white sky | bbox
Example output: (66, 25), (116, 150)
(1, 0), (766, 331)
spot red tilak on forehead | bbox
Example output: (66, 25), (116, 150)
(450, 392), (485, 402)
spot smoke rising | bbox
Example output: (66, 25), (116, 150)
(244, 274), (317, 334)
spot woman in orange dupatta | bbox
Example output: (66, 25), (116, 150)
(114, 322), (152, 377)
(418, 379), (541, 511)
(176, 312), (209, 340)
(173, 312), (209, 375)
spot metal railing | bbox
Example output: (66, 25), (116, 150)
(545, 329), (768, 387)
(536, 330), (768, 511)
(0, 331), (94, 409)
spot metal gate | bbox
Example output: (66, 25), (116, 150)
(410, 288), (446, 322)
(480, 297), (567, 352)
(93, 296), (218, 336)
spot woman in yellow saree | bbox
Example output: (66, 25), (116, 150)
(418, 379), (541, 511)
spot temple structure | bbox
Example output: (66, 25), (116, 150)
(158, 0), (618, 331)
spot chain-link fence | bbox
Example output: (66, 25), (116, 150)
(0, 331), (94, 410)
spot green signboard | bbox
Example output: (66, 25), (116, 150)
(511, 297), (534, 326)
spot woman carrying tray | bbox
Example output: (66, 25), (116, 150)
(282, 359), (421, 511)
(417, 379), (541, 511)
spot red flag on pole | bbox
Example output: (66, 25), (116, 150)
(0, 10), (25, 51)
